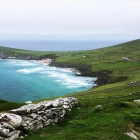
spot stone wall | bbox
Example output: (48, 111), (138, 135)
(0, 97), (78, 140)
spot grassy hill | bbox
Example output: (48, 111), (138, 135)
(0, 39), (140, 140)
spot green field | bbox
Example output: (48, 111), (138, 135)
(0, 39), (140, 140)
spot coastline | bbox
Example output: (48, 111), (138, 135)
(36, 58), (111, 86)
(49, 60), (112, 86)
(1, 58), (111, 86)
(0, 59), (95, 102)
(36, 59), (81, 75)
(36, 59), (99, 89)
(36, 59), (52, 65)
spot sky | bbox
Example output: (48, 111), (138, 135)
(0, 0), (140, 41)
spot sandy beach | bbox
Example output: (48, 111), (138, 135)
(36, 59), (52, 65)
(36, 59), (81, 75)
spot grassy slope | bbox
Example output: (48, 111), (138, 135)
(0, 46), (56, 57)
(0, 39), (140, 140)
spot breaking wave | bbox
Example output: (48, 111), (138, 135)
(7, 60), (37, 66)
(0, 59), (96, 102)
(17, 67), (44, 74)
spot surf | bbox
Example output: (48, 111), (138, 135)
(0, 59), (96, 102)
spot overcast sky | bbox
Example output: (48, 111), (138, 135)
(0, 0), (140, 41)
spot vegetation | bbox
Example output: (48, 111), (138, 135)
(0, 100), (24, 112)
(0, 39), (140, 139)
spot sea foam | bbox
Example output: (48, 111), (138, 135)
(9, 60), (37, 66)
(17, 67), (44, 74)
(0, 59), (96, 102)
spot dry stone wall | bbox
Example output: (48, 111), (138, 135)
(0, 97), (78, 140)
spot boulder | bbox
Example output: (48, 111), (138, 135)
(0, 113), (22, 129)
(6, 130), (20, 140)
(10, 104), (35, 114)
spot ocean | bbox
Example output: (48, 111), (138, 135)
(0, 59), (96, 102)
(0, 40), (123, 102)
(0, 40), (123, 51)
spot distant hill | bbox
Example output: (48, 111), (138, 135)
(0, 39), (140, 140)
(0, 39), (140, 58)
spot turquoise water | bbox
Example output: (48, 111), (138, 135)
(0, 59), (96, 102)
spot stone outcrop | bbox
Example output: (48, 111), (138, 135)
(0, 97), (78, 140)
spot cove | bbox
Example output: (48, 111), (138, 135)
(0, 59), (97, 102)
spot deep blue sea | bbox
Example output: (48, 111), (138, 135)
(0, 40), (124, 51)
(0, 59), (96, 102)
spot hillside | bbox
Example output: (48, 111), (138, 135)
(0, 46), (55, 59)
(0, 39), (140, 140)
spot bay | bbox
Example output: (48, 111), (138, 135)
(0, 59), (96, 102)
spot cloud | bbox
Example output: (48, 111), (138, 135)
(0, 0), (140, 40)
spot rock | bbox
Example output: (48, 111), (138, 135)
(37, 111), (45, 114)
(8, 130), (20, 137)
(34, 103), (45, 111)
(52, 101), (60, 107)
(134, 99), (140, 103)
(0, 113), (22, 129)
(34, 121), (43, 130)
(46, 119), (53, 125)
(0, 126), (10, 137)
(132, 130), (140, 140)
(20, 136), (24, 139)
(125, 132), (138, 140)
(45, 109), (52, 118)
(26, 113), (40, 119)
(6, 130), (20, 140)
(63, 105), (69, 109)
(0, 97), (78, 138)
(42, 115), (48, 120)
(53, 118), (58, 123)
(21, 116), (34, 128)
(94, 105), (103, 113)
(0, 136), (5, 140)
(0, 122), (15, 131)
(95, 105), (103, 110)
(44, 102), (52, 109)
(59, 110), (66, 118)
(10, 104), (35, 114)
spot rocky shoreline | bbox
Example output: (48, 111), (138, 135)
(34, 57), (128, 86)
(48, 59), (112, 86)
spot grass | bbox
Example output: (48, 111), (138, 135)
(24, 92), (140, 140)
(0, 39), (140, 139)
(0, 100), (24, 112)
